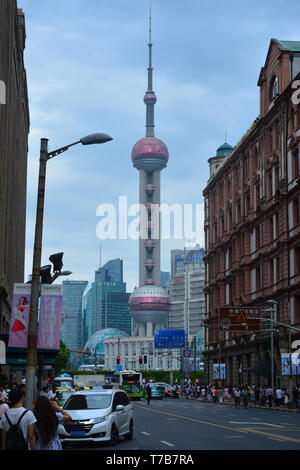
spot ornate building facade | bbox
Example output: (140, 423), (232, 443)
(0, 2), (29, 334)
(203, 39), (300, 387)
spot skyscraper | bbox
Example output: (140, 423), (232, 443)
(129, 13), (170, 337)
(83, 260), (132, 345)
(61, 280), (88, 352)
(95, 258), (123, 283)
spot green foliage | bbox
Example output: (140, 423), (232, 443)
(54, 341), (71, 374)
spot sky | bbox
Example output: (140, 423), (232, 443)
(18, 0), (300, 292)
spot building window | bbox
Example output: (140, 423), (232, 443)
(132, 342), (136, 355)
(269, 217), (274, 242)
(269, 259), (274, 285)
(125, 343), (128, 356)
(268, 171), (273, 198)
(293, 197), (300, 227)
(244, 193), (250, 216)
(294, 246), (300, 276)
(292, 149), (299, 179)
(276, 257), (280, 283)
(270, 76), (279, 102)
(236, 200), (241, 223)
(255, 225), (261, 251)
(256, 266), (261, 291)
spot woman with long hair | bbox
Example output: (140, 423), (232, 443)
(33, 397), (71, 450)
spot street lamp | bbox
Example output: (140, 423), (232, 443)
(266, 299), (278, 392)
(25, 133), (113, 409)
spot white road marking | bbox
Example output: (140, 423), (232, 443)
(141, 432), (150, 436)
(280, 422), (297, 427)
(225, 436), (244, 439)
(161, 440), (175, 447)
(230, 421), (283, 428)
(268, 438), (285, 442)
(250, 417), (259, 420)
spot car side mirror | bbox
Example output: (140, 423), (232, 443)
(116, 405), (124, 412)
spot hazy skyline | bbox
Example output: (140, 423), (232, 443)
(19, 0), (300, 291)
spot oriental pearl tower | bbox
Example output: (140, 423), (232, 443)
(129, 13), (170, 337)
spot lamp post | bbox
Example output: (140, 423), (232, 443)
(25, 133), (113, 409)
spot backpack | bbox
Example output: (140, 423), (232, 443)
(5, 409), (29, 450)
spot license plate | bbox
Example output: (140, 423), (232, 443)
(69, 430), (85, 437)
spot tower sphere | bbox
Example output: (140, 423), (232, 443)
(129, 285), (170, 325)
(131, 136), (169, 172)
(144, 91), (157, 105)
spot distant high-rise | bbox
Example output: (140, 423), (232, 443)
(160, 271), (171, 288)
(61, 280), (88, 352)
(128, 11), (170, 337)
(83, 259), (132, 345)
(95, 258), (123, 283)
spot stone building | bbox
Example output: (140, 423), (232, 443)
(0, 2), (29, 335)
(203, 39), (300, 387)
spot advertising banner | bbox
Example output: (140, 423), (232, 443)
(281, 353), (300, 375)
(37, 284), (63, 350)
(213, 363), (226, 379)
(8, 284), (31, 348)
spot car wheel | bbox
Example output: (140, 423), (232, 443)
(125, 420), (134, 440)
(110, 425), (119, 446)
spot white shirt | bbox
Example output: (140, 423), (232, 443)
(0, 407), (37, 448)
(276, 389), (283, 399)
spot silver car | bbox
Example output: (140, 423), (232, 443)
(58, 389), (134, 445)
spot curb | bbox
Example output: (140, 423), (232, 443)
(179, 396), (299, 413)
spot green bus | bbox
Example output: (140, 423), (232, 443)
(115, 370), (143, 400)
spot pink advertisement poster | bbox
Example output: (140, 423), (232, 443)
(8, 284), (32, 348)
(38, 284), (63, 350)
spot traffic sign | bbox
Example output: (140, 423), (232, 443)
(219, 307), (261, 331)
(115, 365), (122, 372)
(154, 329), (185, 349)
(183, 349), (192, 358)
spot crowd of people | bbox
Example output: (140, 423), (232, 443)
(181, 383), (300, 409)
(0, 383), (72, 450)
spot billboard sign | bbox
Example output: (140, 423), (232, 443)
(219, 307), (261, 331)
(37, 284), (63, 350)
(154, 329), (185, 349)
(281, 353), (300, 376)
(213, 363), (226, 379)
(8, 284), (31, 348)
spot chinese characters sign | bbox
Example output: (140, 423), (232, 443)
(219, 307), (261, 331)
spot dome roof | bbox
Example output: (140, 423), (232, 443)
(131, 137), (169, 172)
(216, 142), (233, 157)
(84, 328), (129, 355)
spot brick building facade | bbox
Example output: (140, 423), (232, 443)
(0, 2), (29, 334)
(203, 39), (300, 387)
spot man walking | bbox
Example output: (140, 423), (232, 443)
(146, 383), (152, 405)
(0, 389), (36, 450)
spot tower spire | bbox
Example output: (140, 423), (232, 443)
(144, 4), (156, 137)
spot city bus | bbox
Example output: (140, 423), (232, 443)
(114, 370), (143, 400)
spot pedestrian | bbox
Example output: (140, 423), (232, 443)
(0, 391), (9, 450)
(0, 389), (36, 450)
(234, 387), (241, 407)
(241, 387), (249, 408)
(228, 386), (233, 400)
(146, 383), (152, 405)
(266, 386), (274, 407)
(0, 385), (8, 404)
(275, 387), (283, 407)
(254, 386), (260, 406)
(33, 397), (71, 450)
(213, 386), (219, 404)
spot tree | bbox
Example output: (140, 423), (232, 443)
(54, 341), (71, 374)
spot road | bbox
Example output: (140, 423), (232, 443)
(65, 398), (300, 451)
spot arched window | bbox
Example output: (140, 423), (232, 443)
(270, 76), (279, 102)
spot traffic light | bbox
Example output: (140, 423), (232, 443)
(138, 355), (143, 364)
(40, 265), (52, 284)
(49, 252), (64, 272)
(144, 355), (147, 364)
(116, 356), (120, 365)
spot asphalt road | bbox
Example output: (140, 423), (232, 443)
(65, 398), (300, 451)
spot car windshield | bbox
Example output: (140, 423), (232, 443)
(64, 394), (112, 410)
(54, 380), (73, 389)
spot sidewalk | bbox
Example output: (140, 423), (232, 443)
(179, 396), (299, 412)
